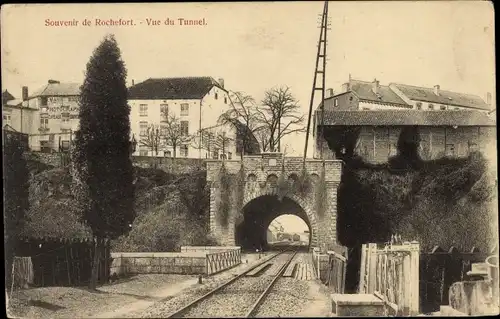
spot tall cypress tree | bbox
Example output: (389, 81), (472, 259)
(73, 34), (135, 289)
(3, 132), (30, 291)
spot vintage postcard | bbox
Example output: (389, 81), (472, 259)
(2, 1), (498, 318)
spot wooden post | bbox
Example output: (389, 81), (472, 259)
(359, 244), (367, 293)
(368, 243), (378, 293)
(409, 241), (420, 315)
(66, 247), (71, 286)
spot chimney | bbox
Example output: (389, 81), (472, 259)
(132, 79), (135, 86)
(341, 82), (350, 93)
(372, 78), (380, 95)
(22, 86), (28, 101)
(48, 79), (60, 84)
(218, 78), (224, 89)
(327, 88), (334, 97)
(434, 85), (440, 96)
(486, 92), (492, 106)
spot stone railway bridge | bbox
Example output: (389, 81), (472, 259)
(206, 153), (342, 251)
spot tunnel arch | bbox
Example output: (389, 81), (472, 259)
(237, 190), (318, 250)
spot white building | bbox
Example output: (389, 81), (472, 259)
(128, 76), (240, 159)
(23, 80), (80, 152)
(389, 83), (492, 112)
(2, 89), (37, 135)
(320, 76), (492, 112)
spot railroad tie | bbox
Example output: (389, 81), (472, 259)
(283, 262), (296, 277)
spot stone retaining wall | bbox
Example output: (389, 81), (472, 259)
(110, 252), (207, 276)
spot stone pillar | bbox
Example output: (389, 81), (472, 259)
(209, 184), (236, 246)
(322, 181), (339, 251)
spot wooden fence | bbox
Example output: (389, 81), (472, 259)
(206, 248), (241, 275)
(359, 242), (420, 316)
(14, 237), (111, 287)
(324, 247), (348, 294)
(419, 246), (494, 314)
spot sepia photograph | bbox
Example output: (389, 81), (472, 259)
(2, 1), (498, 317)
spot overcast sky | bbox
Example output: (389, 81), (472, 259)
(1, 1), (495, 157)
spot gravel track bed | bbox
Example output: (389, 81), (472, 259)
(179, 277), (274, 318)
(254, 278), (311, 317)
(260, 252), (295, 276)
(129, 253), (280, 318)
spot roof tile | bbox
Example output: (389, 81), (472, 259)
(318, 110), (496, 126)
(391, 83), (490, 110)
(128, 77), (225, 100)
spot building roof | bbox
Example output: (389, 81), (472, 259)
(390, 83), (490, 110)
(128, 77), (226, 100)
(2, 90), (15, 104)
(29, 82), (81, 98)
(323, 80), (411, 109)
(318, 110), (496, 126)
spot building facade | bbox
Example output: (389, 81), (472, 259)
(24, 80), (81, 152)
(315, 110), (496, 163)
(321, 77), (493, 112)
(2, 89), (37, 135)
(128, 76), (238, 159)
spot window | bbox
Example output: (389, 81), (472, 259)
(160, 123), (167, 136)
(212, 149), (219, 159)
(180, 144), (189, 157)
(40, 118), (49, 128)
(334, 99), (338, 107)
(224, 97), (228, 104)
(160, 104), (168, 117)
(164, 150), (172, 157)
(139, 150), (148, 156)
(139, 122), (148, 136)
(428, 103), (434, 110)
(40, 97), (48, 106)
(3, 113), (11, 125)
(180, 121), (189, 136)
(469, 142), (479, 154)
(139, 104), (148, 116)
(215, 92), (218, 100)
(445, 144), (455, 157)
(180, 103), (189, 116)
(416, 102), (422, 110)
(440, 105), (446, 110)
(228, 152), (232, 160)
(220, 154), (226, 160)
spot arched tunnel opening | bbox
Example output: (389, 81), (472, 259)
(235, 195), (312, 252)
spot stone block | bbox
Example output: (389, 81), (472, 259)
(134, 257), (152, 266)
(331, 294), (385, 317)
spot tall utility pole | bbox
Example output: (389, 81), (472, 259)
(303, 1), (329, 164)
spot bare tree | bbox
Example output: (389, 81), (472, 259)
(255, 126), (271, 152)
(256, 86), (305, 152)
(192, 128), (217, 158)
(213, 130), (234, 159)
(219, 91), (262, 158)
(160, 111), (192, 158)
(139, 124), (163, 156)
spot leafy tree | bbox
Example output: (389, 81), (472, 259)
(73, 34), (135, 290)
(3, 132), (30, 292)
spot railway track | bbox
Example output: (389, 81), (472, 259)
(166, 250), (298, 318)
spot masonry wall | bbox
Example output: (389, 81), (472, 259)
(352, 126), (496, 164)
(206, 154), (343, 250)
(29, 151), (205, 174)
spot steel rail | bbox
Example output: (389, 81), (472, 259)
(166, 250), (289, 318)
(245, 251), (298, 318)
